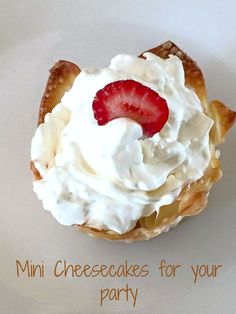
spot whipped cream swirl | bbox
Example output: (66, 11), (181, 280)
(31, 53), (213, 233)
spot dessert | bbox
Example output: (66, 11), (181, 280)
(31, 41), (236, 241)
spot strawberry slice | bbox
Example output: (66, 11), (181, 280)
(92, 80), (169, 137)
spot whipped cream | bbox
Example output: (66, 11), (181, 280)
(31, 53), (213, 233)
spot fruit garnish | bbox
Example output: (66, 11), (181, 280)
(92, 80), (169, 137)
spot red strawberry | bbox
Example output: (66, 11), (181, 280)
(92, 80), (169, 137)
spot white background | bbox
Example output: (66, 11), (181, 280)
(0, 1), (236, 313)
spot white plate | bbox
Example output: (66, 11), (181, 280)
(1, 1), (236, 313)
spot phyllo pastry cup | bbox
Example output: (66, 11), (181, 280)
(31, 41), (236, 241)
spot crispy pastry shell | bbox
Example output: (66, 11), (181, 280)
(31, 41), (236, 241)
